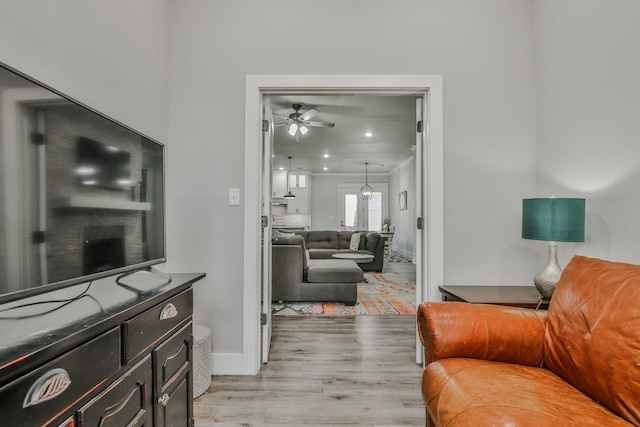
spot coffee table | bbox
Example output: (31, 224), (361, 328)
(332, 253), (374, 263)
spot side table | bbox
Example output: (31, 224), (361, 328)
(438, 285), (549, 310)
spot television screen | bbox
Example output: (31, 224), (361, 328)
(0, 63), (166, 303)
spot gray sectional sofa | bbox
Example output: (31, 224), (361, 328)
(292, 230), (385, 272)
(271, 230), (385, 305)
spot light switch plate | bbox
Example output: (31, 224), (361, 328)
(229, 188), (240, 206)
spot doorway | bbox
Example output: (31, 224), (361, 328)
(244, 75), (443, 375)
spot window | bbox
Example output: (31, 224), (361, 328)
(368, 192), (382, 231)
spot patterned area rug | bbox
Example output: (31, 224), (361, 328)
(385, 250), (412, 263)
(272, 272), (416, 316)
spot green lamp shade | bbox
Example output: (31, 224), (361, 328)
(522, 198), (585, 242)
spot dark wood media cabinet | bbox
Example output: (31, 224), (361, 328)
(0, 272), (205, 427)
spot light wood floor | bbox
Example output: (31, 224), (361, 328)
(194, 315), (426, 426)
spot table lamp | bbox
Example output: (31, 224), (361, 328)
(522, 197), (585, 299)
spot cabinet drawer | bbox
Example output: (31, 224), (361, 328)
(123, 289), (192, 364)
(0, 327), (120, 427)
(77, 355), (152, 427)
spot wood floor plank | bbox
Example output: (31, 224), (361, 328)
(194, 315), (425, 426)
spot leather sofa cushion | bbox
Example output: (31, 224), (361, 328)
(306, 259), (363, 283)
(424, 358), (631, 427)
(544, 256), (640, 424)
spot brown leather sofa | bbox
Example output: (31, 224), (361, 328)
(417, 255), (639, 426)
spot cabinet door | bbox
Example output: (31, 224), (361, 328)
(77, 355), (153, 427)
(154, 322), (193, 427)
(287, 188), (308, 214)
(272, 170), (288, 198)
(288, 172), (308, 188)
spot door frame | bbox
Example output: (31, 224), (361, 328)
(244, 75), (443, 375)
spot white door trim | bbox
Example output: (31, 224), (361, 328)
(243, 74), (443, 375)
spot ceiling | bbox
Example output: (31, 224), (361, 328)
(267, 94), (419, 175)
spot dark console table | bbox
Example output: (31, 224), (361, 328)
(438, 285), (549, 310)
(0, 271), (205, 427)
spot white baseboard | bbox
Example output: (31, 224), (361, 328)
(210, 352), (247, 375)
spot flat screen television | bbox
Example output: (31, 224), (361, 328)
(0, 62), (166, 304)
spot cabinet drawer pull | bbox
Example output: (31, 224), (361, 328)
(158, 393), (170, 406)
(23, 368), (71, 408)
(159, 303), (178, 320)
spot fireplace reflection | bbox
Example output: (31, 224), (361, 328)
(83, 225), (125, 275)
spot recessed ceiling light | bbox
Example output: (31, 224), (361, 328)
(279, 167), (284, 171)
(323, 167), (328, 171)
(323, 154), (329, 158)
(365, 132), (373, 137)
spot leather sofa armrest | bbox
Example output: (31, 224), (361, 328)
(417, 301), (547, 366)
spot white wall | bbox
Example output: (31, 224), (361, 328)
(311, 174), (391, 230)
(533, 0), (640, 268)
(0, 1), (169, 142)
(390, 158), (416, 259)
(168, 0), (537, 371)
(3, 0), (639, 376)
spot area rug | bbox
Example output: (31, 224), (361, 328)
(272, 272), (416, 316)
(385, 250), (412, 263)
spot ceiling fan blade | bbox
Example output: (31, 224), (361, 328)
(303, 120), (335, 128)
(299, 108), (318, 121)
(274, 123), (287, 127)
(273, 112), (292, 120)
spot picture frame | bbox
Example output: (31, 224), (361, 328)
(399, 190), (407, 211)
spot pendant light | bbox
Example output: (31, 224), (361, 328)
(283, 156), (296, 199)
(361, 162), (373, 200)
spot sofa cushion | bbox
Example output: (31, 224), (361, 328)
(337, 231), (353, 249)
(293, 231), (309, 242)
(544, 255), (640, 424)
(424, 358), (631, 427)
(365, 232), (380, 253)
(272, 234), (308, 272)
(306, 231), (339, 249)
(306, 259), (363, 283)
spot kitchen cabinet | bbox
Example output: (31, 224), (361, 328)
(286, 172), (311, 214)
(288, 172), (308, 188)
(286, 187), (309, 214)
(272, 170), (288, 198)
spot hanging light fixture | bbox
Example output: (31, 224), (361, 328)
(283, 156), (296, 199)
(361, 162), (373, 200)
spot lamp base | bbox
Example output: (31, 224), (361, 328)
(534, 241), (562, 299)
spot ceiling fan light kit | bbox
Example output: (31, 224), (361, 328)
(275, 103), (335, 144)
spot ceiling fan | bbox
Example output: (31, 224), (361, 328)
(274, 104), (335, 143)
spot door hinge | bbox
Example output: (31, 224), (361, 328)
(32, 231), (46, 244)
(262, 119), (270, 132)
(416, 120), (423, 133)
(261, 313), (267, 325)
(261, 215), (269, 228)
(31, 132), (46, 145)
(417, 217), (424, 230)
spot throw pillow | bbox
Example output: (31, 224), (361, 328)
(358, 231), (367, 250)
(349, 233), (360, 251)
